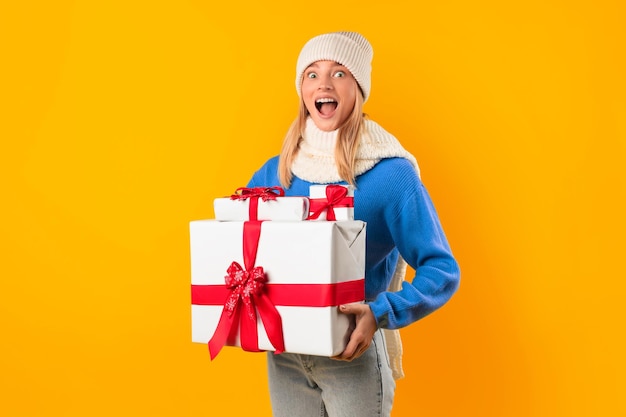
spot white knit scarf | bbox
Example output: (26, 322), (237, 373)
(292, 117), (421, 380)
(292, 117), (420, 183)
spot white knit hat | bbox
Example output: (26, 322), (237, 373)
(295, 31), (374, 102)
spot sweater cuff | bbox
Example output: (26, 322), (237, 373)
(367, 299), (390, 329)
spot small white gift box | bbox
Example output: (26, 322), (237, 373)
(308, 185), (355, 221)
(214, 187), (309, 221)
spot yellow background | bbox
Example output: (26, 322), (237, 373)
(2, 0), (625, 415)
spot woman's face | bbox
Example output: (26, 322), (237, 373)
(301, 60), (358, 132)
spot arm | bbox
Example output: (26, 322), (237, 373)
(337, 162), (459, 360)
(369, 179), (460, 330)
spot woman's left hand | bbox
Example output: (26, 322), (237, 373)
(332, 303), (378, 361)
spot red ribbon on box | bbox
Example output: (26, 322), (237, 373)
(308, 185), (354, 221)
(204, 221), (285, 360)
(192, 280), (365, 308)
(230, 186), (285, 221)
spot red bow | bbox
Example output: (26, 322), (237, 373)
(208, 221), (285, 360)
(223, 262), (267, 320)
(230, 187), (285, 221)
(308, 185), (354, 221)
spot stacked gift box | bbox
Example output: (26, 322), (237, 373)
(190, 184), (366, 359)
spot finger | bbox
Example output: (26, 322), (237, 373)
(336, 337), (361, 361)
(339, 303), (365, 315)
(352, 343), (368, 359)
(344, 343), (369, 361)
(341, 342), (358, 360)
(343, 337), (372, 360)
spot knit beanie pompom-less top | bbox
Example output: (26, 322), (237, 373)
(295, 32), (373, 102)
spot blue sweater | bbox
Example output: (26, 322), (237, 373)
(247, 156), (460, 329)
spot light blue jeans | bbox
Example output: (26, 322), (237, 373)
(267, 330), (395, 417)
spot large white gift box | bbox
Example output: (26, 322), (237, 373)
(308, 185), (355, 221)
(190, 219), (366, 357)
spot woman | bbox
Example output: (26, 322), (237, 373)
(247, 31), (460, 417)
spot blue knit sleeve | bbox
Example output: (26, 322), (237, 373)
(367, 163), (460, 329)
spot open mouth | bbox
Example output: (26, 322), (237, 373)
(315, 98), (338, 116)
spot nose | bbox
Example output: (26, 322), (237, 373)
(317, 74), (334, 90)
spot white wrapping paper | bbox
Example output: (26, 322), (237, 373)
(214, 196), (310, 221)
(190, 220), (366, 356)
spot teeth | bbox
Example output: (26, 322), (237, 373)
(316, 98), (336, 103)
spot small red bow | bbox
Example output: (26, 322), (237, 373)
(308, 185), (354, 221)
(230, 187), (285, 220)
(230, 186), (284, 201)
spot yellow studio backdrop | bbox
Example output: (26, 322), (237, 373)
(1, 0), (624, 416)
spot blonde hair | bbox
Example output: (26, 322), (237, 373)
(278, 86), (365, 188)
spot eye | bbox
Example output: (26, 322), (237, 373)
(306, 72), (317, 79)
(334, 71), (346, 78)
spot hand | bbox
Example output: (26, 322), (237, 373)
(331, 302), (378, 361)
